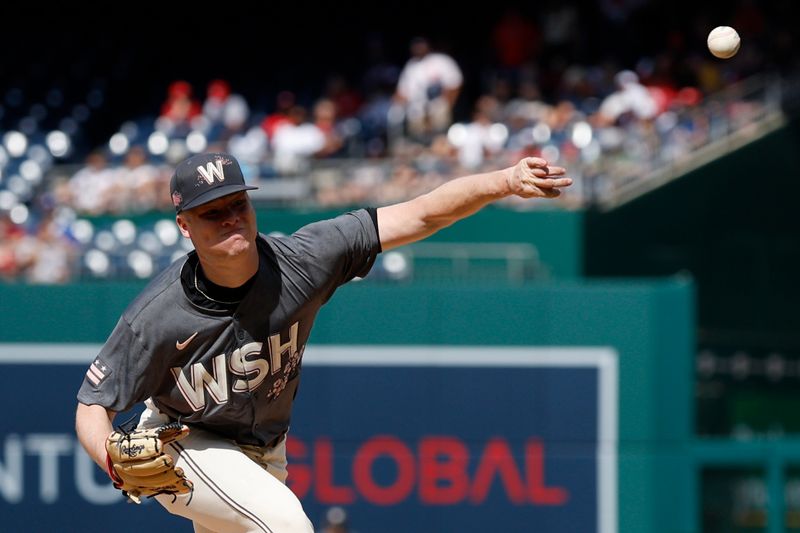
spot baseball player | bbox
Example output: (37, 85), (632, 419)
(75, 152), (570, 532)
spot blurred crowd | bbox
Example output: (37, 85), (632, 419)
(0, 0), (797, 283)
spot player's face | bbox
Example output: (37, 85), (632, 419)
(177, 192), (257, 258)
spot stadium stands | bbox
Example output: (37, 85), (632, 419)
(0, 1), (797, 283)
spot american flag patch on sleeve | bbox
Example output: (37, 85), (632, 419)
(85, 358), (112, 386)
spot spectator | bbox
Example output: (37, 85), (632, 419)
(271, 105), (326, 174)
(453, 96), (507, 170)
(393, 36), (463, 142)
(68, 150), (115, 215)
(261, 90), (297, 142)
(358, 35), (402, 156)
(596, 69), (658, 126)
(311, 98), (346, 158)
(323, 74), (362, 119)
(21, 213), (76, 284)
(202, 79), (251, 141)
(159, 80), (202, 136)
(117, 146), (166, 213)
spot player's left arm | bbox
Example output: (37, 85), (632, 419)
(377, 157), (571, 251)
(75, 402), (116, 470)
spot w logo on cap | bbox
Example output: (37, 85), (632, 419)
(197, 160), (226, 184)
(171, 152), (256, 212)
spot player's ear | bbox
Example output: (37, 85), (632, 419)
(175, 214), (191, 239)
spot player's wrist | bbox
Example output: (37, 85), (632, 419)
(500, 166), (516, 198)
(105, 453), (122, 485)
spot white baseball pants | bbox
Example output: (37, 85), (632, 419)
(138, 400), (314, 533)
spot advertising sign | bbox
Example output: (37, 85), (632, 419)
(0, 345), (616, 533)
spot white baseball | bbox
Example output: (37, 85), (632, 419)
(707, 26), (741, 59)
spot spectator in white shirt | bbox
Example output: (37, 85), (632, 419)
(393, 37), (463, 140)
(597, 69), (658, 125)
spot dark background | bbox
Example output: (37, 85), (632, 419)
(3, 1), (796, 157)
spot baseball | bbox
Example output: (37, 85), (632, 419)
(707, 26), (740, 59)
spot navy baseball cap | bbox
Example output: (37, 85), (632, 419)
(170, 152), (258, 212)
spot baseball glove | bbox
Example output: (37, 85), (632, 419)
(105, 421), (193, 504)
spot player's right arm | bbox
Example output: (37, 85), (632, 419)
(75, 402), (116, 470)
(377, 157), (570, 251)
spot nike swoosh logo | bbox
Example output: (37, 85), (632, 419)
(176, 332), (199, 351)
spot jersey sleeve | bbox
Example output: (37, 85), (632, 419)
(287, 208), (381, 293)
(76, 315), (155, 412)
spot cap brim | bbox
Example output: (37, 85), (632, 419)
(180, 184), (259, 212)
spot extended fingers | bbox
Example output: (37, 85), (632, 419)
(517, 157), (572, 196)
(526, 172), (572, 188)
(530, 165), (566, 177)
(522, 156), (565, 178)
(537, 176), (573, 188)
(524, 156), (565, 170)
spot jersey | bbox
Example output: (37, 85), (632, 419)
(77, 209), (380, 447)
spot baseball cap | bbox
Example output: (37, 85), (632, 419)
(170, 152), (258, 212)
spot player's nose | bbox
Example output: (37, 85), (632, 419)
(220, 206), (240, 226)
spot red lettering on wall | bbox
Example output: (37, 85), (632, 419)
(469, 438), (527, 504)
(286, 436), (310, 498)
(353, 435), (415, 505)
(287, 434), (573, 508)
(419, 436), (469, 505)
(526, 439), (569, 505)
(315, 438), (355, 504)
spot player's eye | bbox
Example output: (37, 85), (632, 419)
(200, 210), (224, 220)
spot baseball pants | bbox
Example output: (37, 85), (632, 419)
(138, 399), (314, 533)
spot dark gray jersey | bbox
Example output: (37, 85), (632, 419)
(77, 209), (380, 446)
